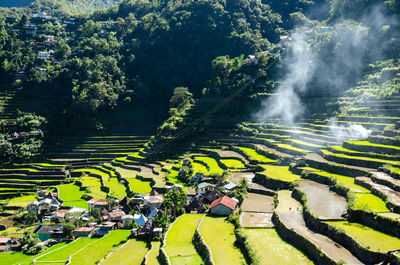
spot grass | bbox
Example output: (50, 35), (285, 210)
(276, 143), (310, 154)
(101, 238), (148, 265)
(6, 195), (37, 207)
(80, 175), (107, 198)
(383, 164), (400, 175)
(236, 147), (277, 163)
(199, 216), (246, 265)
(36, 230), (130, 264)
(165, 214), (203, 265)
(194, 157), (224, 175)
(147, 241), (161, 265)
(313, 171), (370, 193)
(125, 178), (152, 194)
(220, 159), (246, 169)
(74, 168), (110, 180)
(242, 228), (313, 265)
(69, 230), (131, 264)
(260, 165), (301, 182)
(0, 242), (66, 265)
(36, 238), (95, 262)
(325, 221), (400, 252)
(351, 192), (389, 212)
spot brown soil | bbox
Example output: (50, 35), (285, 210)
(298, 181), (347, 220)
(242, 193), (275, 213)
(240, 212), (274, 228)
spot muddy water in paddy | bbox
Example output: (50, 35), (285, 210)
(298, 180), (347, 219)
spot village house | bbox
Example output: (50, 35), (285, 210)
(224, 182), (238, 191)
(38, 197), (60, 212)
(205, 190), (222, 203)
(108, 210), (125, 222)
(134, 213), (148, 226)
(198, 182), (214, 195)
(209, 196), (238, 216)
(87, 198), (108, 210)
(0, 237), (11, 252)
(27, 201), (39, 212)
(50, 209), (69, 223)
(35, 224), (63, 241)
(246, 55), (258, 65)
(37, 189), (47, 198)
(121, 215), (134, 228)
(0, 237), (20, 252)
(191, 173), (204, 183)
(144, 195), (163, 209)
(96, 221), (116, 236)
(73, 227), (95, 238)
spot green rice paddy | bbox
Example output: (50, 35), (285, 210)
(199, 216), (246, 265)
(325, 221), (400, 252)
(165, 214), (203, 265)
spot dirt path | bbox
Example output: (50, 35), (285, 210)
(298, 181), (347, 220)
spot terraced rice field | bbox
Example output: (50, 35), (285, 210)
(236, 146), (277, 163)
(199, 216), (246, 265)
(220, 158), (246, 169)
(5, 195), (37, 208)
(325, 221), (400, 252)
(101, 238), (148, 265)
(146, 241), (161, 265)
(242, 228), (313, 265)
(259, 165), (302, 182)
(193, 157), (224, 175)
(36, 230), (131, 264)
(350, 192), (390, 212)
(57, 183), (88, 209)
(311, 170), (370, 193)
(165, 214), (203, 264)
(79, 175), (107, 198)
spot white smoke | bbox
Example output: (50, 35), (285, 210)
(327, 119), (371, 142)
(254, 31), (315, 125)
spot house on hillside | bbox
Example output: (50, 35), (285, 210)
(246, 55), (258, 65)
(108, 210), (125, 222)
(73, 227), (95, 238)
(27, 201), (39, 212)
(134, 213), (148, 226)
(35, 224), (63, 241)
(88, 198), (108, 210)
(198, 182), (214, 195)
(191, 173), (204, 183)
(121, 215), (134, 228)
(209, 196), (238, 216)
(224, 182), (238, 191)
(144, 196), (163, 209)
(0, 237), (11, 252)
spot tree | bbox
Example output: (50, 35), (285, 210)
(162, 189), (187, 217)
(62, 222), (75, 239)
(169, 87), (193, 110)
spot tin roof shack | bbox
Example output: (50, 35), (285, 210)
(34, 224), (63, 241)
(198, 182), (214, 195)
(209, 196), (238, 216)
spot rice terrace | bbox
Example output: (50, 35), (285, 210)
(1, 0), (400, 264)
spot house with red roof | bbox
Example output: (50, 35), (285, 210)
(209, 196), (238, 216)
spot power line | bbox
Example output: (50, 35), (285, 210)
(146, 56), (279, 155)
